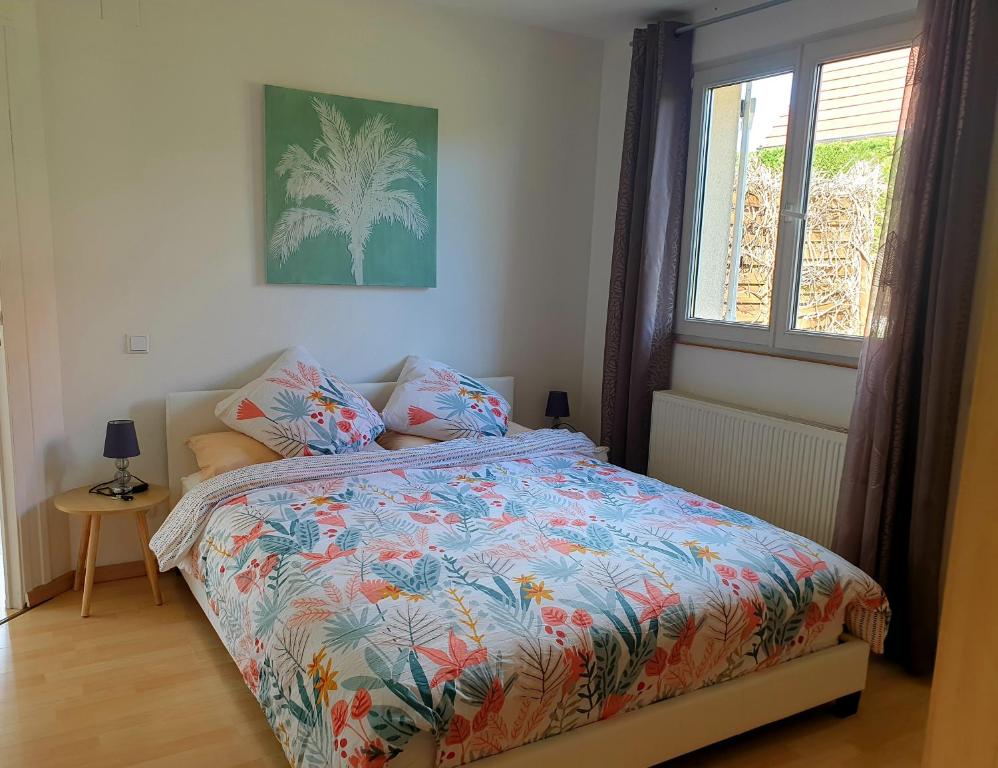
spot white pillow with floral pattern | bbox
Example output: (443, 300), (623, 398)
(215, 347), (384, 457)
(381, 355), (510, 440)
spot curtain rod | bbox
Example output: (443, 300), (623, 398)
(674, 0), (797, 36)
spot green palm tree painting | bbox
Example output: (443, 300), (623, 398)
(265, 85), (437, 287)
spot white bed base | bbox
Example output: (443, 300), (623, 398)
(166, 381), (870, 768)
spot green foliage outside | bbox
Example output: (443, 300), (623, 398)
(755, 136), (895, 182)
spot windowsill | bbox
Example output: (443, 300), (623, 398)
(675, 336), (860, 370)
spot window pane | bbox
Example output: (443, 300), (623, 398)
(793, 48), (910, 336)
(691, 72), (793, 325)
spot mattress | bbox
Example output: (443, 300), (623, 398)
(158, 430), (889, 768)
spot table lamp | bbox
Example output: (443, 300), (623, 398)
(104, 419), (140, 495)
(545, 391), (576, 431)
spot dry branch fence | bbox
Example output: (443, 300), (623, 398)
(725, 159), (887, 335)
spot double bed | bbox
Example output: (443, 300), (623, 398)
(155, 379), (888, 768)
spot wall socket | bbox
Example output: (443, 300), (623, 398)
(125, 334), (149, 354)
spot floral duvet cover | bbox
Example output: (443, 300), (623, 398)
(152, 431), (889, 768)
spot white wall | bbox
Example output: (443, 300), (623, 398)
(36, 0), (602, 567)
(578, 30), (631, 439)
(670, 345), (857, 428)
(578, 0), (919, 438)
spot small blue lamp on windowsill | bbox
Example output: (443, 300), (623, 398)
(545, 391), (577, 432)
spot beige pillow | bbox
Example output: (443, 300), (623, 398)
(377, 422), (531, 450)
(376, 431), (440, 450)
(186, 431), (282, 479)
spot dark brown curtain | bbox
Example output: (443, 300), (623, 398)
(834, 0), (998, 675)
(601, 22), (692, 473)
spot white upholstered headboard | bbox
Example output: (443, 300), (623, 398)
(165, 377), (514, 503)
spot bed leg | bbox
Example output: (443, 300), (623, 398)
(832, 691), (862, 718)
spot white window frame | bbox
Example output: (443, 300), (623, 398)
(676, 21), (916, 363)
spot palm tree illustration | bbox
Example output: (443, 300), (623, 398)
(270, 97), (428, 285)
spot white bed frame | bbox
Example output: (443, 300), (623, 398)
(164, 380), (870, 768)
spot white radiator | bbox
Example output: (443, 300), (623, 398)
(647, 391), (847, 548)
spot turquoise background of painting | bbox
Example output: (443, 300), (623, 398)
(265, 85), (438, 287)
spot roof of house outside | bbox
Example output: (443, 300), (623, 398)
(762, 47), (911, 147)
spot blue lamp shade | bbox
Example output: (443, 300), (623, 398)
(103, 420), (140, 459)
(545, 391), (570, 420)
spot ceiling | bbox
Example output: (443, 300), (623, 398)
(413, 0), (726, 39)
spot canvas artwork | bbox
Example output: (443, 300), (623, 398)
(265, 85), (437, 287)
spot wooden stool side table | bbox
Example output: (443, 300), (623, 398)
(53, 484), (170, 617)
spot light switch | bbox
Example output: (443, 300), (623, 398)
(126, 334), (149, 354)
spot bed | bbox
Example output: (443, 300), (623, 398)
(156, 381), (888, 768)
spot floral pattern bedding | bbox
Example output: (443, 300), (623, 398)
(381, 356), (510, 440)
(168, 432), (888, 768)
(216, 346), (385, 457)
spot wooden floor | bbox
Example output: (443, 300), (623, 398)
(663, 657), (929, 767)
(0, 573), (931, 767)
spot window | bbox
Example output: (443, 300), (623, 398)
(677, 24), (914, 361)
(690, 72), (793, 326)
